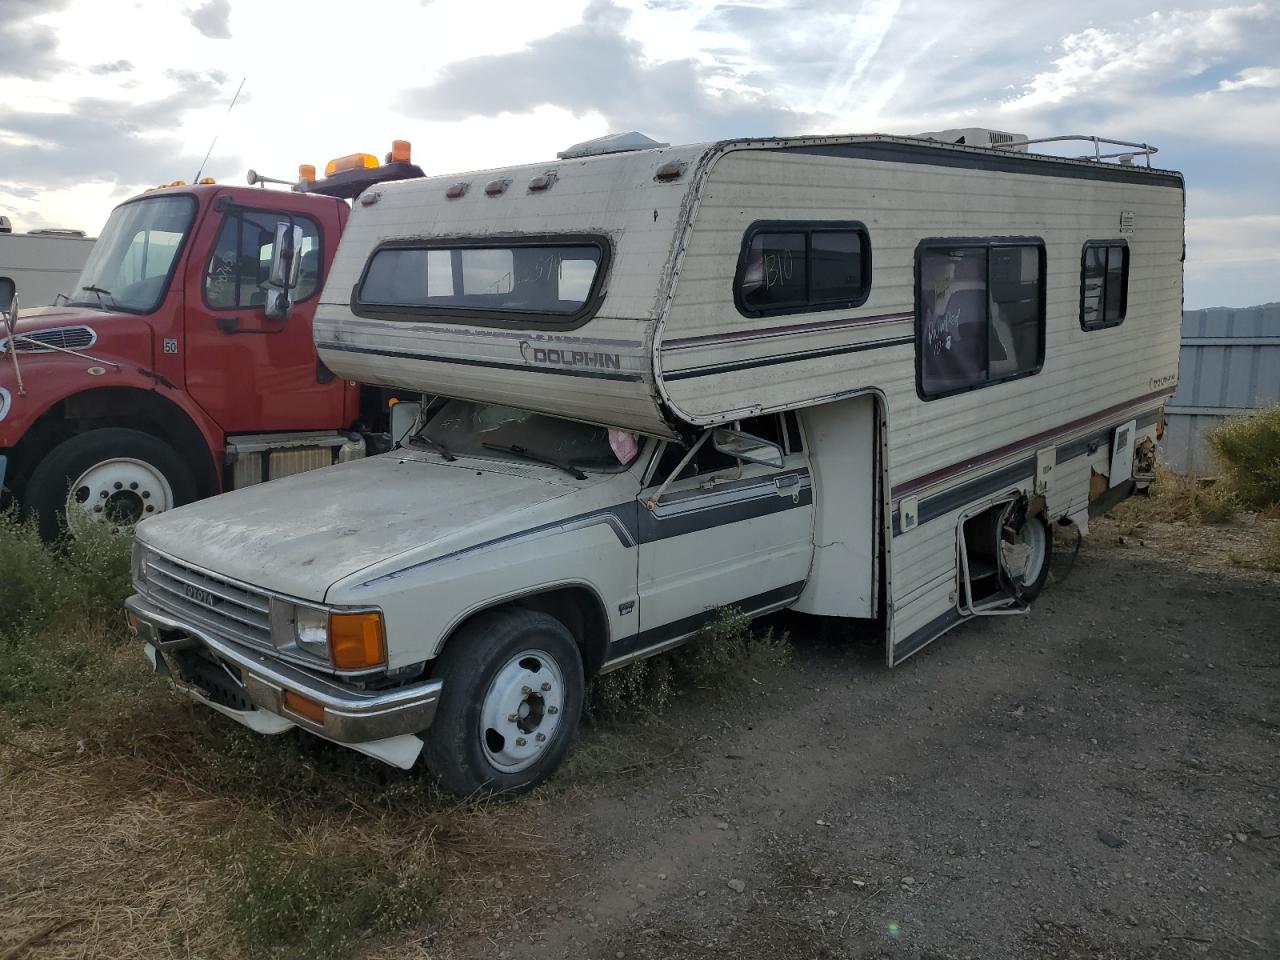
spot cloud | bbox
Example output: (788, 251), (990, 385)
(1003, 4), (1273, 111)
(0, 0), (71, 78)
(403, 0), (813, 143)
(0, 70), (237, 188)
(189, 0), (232, 40)
(89, 60), (135, 76)
(1217, 66), (1280, 92)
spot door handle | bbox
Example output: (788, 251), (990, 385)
(774, 474), (800, 490)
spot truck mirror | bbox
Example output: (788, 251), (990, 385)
(390, 400), (422, 447)
(712, 427), (784, 469)
(0, 276), (16, 335)
(269, 223), (304, 290)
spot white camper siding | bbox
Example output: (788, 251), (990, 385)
(653, 142), (1182, 657)
(314, 146), (707, 436)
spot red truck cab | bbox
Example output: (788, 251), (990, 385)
(0, 147), (421, 537)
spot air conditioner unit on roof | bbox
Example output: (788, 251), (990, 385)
(915, 128), (1028, 151)
(558, 132), (670, 160)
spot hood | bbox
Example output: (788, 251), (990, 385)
(1, 305), (137, 351)
(135, 450), (605, 602)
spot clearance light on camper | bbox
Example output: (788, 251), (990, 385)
(325, 152), (380, 177)
(330, 611), (387, 670)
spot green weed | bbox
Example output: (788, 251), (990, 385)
(1210, 406), (1280, 510)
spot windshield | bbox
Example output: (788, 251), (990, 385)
(418, 399), (627, 472)
(70, 195), (196, 313)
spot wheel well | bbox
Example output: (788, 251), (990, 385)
(446, 586), (612, 680)
(9, 387), (218, 499)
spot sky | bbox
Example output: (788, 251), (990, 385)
(1, 0), (1277, 309)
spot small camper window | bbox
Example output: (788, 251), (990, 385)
(735, 221), (871, 317)
(355, 236), (608, 328)
(1080, 241), (1128, 330)
(916, 239), (1045, 400)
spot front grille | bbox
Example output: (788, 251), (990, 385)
(142, 551), (273, 651)
(4, 325), (97, 353)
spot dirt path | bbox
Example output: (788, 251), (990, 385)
(422, 537), (1279, 960)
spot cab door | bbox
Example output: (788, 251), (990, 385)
(182, 195), (343, 433)
(635, 413), (814, 645)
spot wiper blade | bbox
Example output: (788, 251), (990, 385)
(406, 433), (456, 461)
(481, 442), (587, 480)
(80, 285), (115, 307)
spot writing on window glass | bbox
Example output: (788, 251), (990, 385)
(762, 249), (795, 290)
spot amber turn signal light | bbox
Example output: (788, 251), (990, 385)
(283, 691), (326, 724)
(330, 611), (387, 670)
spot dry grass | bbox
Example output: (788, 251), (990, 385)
(1209, 405), (1280, 509)
(1110, 467), (1239, 527)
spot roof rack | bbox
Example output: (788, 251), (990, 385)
(992, 135), (1158, 167)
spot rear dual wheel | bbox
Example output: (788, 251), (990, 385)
(423, 608), (584, 797)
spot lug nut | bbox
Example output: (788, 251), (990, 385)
(507, 713), (518, 723)
(521, 685), (531, 696)
(100, 490), (109, 498)
(130, 482), (139, 490)
(142, 491), (151, 499)
(515, 737), (527, 747)
(541, 681), (551, 691)
(547, 706), (559, 715)
(114, 482), (123, 490)
(535, 733), (546, 742)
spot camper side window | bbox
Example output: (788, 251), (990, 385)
(916, 240), (1045, 400)
(735, 221), (871, 317)
(1080, 241), (1128, 330)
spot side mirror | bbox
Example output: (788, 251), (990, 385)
(265, 224), (304, 320)
(389, 399), (422, 447)
(712, 427), (784, 469)
(269, 223), (303, 289)
(0, 276), (16, 336)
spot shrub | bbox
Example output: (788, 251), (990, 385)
(1210, 406), (1280, 510)
(227, 828), (441, 960)
(588, 606), (790, 720)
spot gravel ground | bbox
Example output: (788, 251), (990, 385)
(427, 529), (1279, 960)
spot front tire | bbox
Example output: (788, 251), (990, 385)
(25, 428), (197, 540)
(423, 608), (584, 797)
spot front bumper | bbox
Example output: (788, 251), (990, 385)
(126, 594), (442, 768)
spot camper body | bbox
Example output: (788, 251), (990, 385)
(126, 133), (1183, 794)
(0, 227), (95, 307)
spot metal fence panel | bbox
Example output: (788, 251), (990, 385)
(1161, 303), (1280, 474)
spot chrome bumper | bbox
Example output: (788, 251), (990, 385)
(126, 594), (443, 746)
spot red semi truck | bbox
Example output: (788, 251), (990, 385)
(0, 143), (424, 537)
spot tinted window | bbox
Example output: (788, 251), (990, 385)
(205, 210), (321, 310)
(737, 222), (871, 316)
(359, 242), (603, 318)
(1080, 241), (1128, 330)
(917, 240), (1045, 399)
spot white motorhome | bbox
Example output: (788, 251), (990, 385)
(126, 131), (1183, 795)
(0, 219), (95, 306)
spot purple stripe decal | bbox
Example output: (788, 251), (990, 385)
(663, 311), (913, 350)
(331, 315), (644, 349)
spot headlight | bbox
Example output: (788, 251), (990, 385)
(293, 605), (329, 657)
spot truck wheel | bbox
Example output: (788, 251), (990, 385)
(423, 608), (584, 797)
(1006, 514), (1052, 601)
(26, 428), (197, 539)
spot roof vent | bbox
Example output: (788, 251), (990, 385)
(557, 131), (670, 160)
(914, 128), (1028, 152)
(0, 216), (10, 234)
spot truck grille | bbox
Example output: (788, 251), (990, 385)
(2, 325), (97, 353)
(142, 551), (274, 651)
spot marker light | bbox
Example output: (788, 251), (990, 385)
(330, 611), (387, 670)
(298, 164), (316, 183)
(283, 691), (326, 724)
(389, 139), (411, 163)
(325, 153), (379, 177)
(198, 177), (216, 185)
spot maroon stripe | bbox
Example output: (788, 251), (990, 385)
(664, 311), (912, 349)
(891, 387), (1175, 498)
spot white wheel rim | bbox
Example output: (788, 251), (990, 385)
(479, 648), (566, 774)
(65, 457), (174, 534)
(1012, 518), (1047, 584)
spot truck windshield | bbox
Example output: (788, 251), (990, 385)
(69, 195), (196, 314)
(418, 399), (627, 473)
